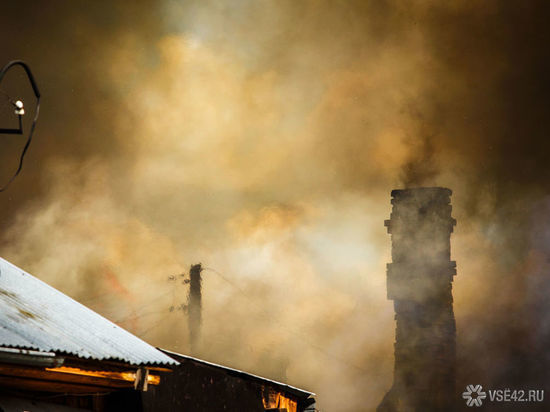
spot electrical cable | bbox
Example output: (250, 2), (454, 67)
(113, 307), (171, 325)
(202, 267), (368, 373)
(138, 314), (173, 338)
(80, 278), (174, 305)
(0, 60), (41, 192)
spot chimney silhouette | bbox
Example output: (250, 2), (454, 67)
(188, 263), (203, 354)
(378, 187), (457, 411)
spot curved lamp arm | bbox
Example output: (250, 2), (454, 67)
(0, 60), (41, 192)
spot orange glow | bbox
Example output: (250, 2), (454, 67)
(262, 387), (298, 412)
(147, 374), (161, 385)
(45, 366), (160, 385)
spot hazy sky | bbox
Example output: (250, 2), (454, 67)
(1, 2), (550, 410)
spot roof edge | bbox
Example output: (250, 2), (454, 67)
(158, 348), (315, 399)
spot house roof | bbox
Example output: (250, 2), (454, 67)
(0, 257), (177, 366)
(160, 349), (315, 400)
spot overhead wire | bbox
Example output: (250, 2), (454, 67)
(138, 313), (174, 338)
(80, 276), (177, 305)
(113, 307), (170, 325)
(107, 288), (174, 321)
(202, 267), (368, 373)
(79, 265), (366, 373)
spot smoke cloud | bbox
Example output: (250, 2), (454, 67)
(1, 1), (550, 410)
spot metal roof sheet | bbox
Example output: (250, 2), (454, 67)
(0, 257), (177, 366)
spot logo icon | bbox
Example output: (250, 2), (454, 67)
(463, 384), (487, 407)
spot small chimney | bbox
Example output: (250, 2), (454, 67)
(188, 263), (203, 354)
(378, 187), (457, 411)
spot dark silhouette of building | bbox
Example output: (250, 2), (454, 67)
(0, 257), (177, 411)
(0, 257), (316, 412)
(142, 349), (316, 412)
(378, 187), (457, 411)
(188, 263), (203, 354)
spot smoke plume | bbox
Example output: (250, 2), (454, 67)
(1, 1), (550, 410)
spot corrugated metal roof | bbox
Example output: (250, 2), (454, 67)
(0, 257), (177, 366)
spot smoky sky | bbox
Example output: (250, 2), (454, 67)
(1, 1), (550, 410)
(2, 2), (550, 229)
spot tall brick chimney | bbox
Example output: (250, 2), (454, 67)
(378, 187), (457, 411)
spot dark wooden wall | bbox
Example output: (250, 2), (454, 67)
(141, 359), (268, 412)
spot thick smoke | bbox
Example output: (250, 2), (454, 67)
(1, 1), (550, 410)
